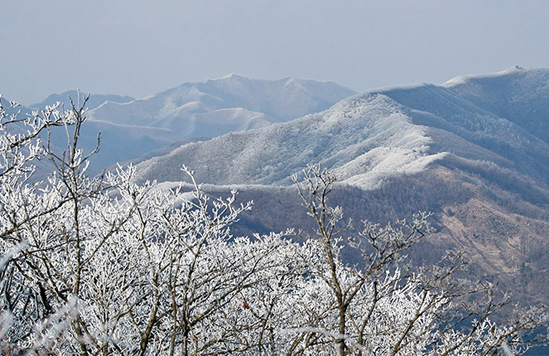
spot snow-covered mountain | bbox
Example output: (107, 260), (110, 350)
(444, 66), (549, 145)
(133, 93), (447, 187)
(134, 67), (549, 189)
(35, 75), (354, 173)
(30, 91), (135, 111)
(132, 67), (549, 306)
(86, 74), (355, 136)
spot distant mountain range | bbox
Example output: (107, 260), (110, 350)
(134, 67), (549, 188)
(88, 74), (356, 130)
(131, 67), (549, 307)
(25, 75), (355, 173)
(30, 91), (135, 111)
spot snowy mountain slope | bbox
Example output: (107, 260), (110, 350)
(30, 90), (134, 111)
(133, 93), (448, 188)
(133, 68), (549, 192)
(65, 120), (179, 172)
(444, 66), (549, 145)
(29, 76), (355, 174)
(375, 81), (549, 182)
(87, 74), (356, 137)
(220, 160), (549, 307)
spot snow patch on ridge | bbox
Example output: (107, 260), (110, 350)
(442, 66), (526, 88)
(339, 148), (448, 189)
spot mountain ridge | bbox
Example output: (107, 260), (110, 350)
(31, 75), (355, 174)
(30, 90), (135, 111)
(133, 68), (549, 190)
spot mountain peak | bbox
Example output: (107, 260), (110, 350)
(442, 66), (540, 87)
(283, 77), (299, 85)
(212, 73), (247, 82)
(503, 65), (524, 72)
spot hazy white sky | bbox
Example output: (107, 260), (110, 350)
(1, 0), (548, 104)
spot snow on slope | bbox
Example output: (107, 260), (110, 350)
(374, 79), (549, 182)
(133, 67), (549, 191)
(133, 93), (447, 189)
(87, 74), (356, 140)
(27, 76), (354, 175)
(129, 69), (549, 314)
(444, 66), (549, 145)
(30, 90), (134, 111)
